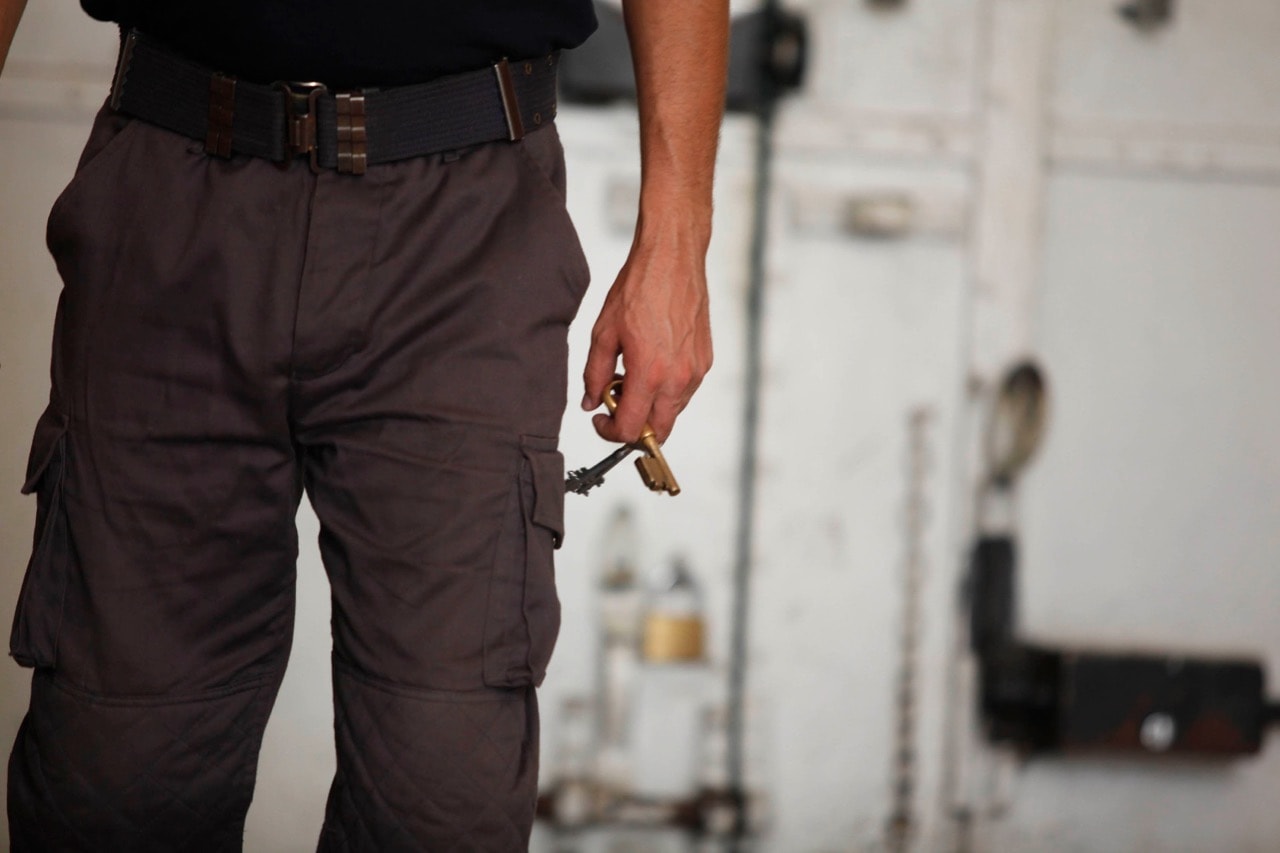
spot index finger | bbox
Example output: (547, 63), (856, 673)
(593, 379), (656, 445)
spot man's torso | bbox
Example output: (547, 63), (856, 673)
(82, 0), (598, 86)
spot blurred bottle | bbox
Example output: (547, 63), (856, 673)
(686, 703), (772, 844)
(691, 705), (741, 839)
(541, 696), (598, 830)
(642, 556), (705, 664)
(597, 506), (644, 792)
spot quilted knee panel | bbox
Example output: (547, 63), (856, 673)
(7, 671), (281, 853)
(319, 657), (539, 852)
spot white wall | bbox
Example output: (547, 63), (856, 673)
(2, 1), (1279, 851)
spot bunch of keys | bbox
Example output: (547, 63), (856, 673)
(566, 379), (681, 496)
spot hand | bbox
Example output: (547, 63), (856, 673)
(581, 225), (713, 445)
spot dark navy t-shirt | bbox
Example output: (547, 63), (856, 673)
(82, 0), (598, 87)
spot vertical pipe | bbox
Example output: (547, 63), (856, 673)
(725, 81), (778, 848)
(887, 409), (934, 852)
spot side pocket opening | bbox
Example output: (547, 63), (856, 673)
(46, 106), (139, 243)
(511, 127), (592, 308)
(482, 436), (565, 688)
(10, 407), (72, 669)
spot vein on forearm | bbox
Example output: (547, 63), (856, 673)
(622, 0), (729, 242)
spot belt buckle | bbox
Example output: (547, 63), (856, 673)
(275, 81), (328, 173)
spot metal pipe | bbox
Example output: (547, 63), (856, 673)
(725, 73), (779, 853)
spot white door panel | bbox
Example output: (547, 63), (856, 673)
(1023, 166), (1280, 654)
(793, 0), (981, 117)
(751, 154), (970, 851)
(778, 0), (982, 160)
(1052, 0), (1280, 131)
(986, 169), (1280, 853)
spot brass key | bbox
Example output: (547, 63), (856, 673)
(603, 379), (681, 496)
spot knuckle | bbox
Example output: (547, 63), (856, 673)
(589, 328), (614, 350)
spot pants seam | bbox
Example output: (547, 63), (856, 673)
(332, 654), (527, 704)
(41, 667), (285, 707)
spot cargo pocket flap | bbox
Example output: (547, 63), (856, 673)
(522, 438), (565, 549)
(22, 407), (69, 495)
(12, 406), (71, 669)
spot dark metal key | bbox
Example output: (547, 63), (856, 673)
(566, 444), (638, 495)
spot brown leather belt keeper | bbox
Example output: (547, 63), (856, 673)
(206, 74), (236, 159)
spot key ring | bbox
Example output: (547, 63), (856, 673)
(565, 379), (681, 496)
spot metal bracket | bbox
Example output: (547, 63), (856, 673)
(1118, 0), (1175, 31)
(966, 361), (1273, 758)
(967, 534), (1272, 757)
(558, 2), (808, 114)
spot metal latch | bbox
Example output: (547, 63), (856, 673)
(276, 81), (327, 173)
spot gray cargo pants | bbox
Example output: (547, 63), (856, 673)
(7, 103), (589, 851)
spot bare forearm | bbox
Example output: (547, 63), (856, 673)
(0, 0), (27, 76)
(622, 0), (729, 246)
(582, 0), (728, 444)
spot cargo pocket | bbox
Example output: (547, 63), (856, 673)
(482, 436), (565, 688)
(9, 406), (72, 669)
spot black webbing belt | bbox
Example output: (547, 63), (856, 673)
(108, 29), (559, 174)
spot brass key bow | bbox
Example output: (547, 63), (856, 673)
(602, 379), (680, 496)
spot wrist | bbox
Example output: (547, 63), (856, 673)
(634, 195), (714, 253)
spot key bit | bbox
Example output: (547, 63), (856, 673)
(603, 380), (681, 496)
(566, 444), (638, 495)
(635, 448), (679, 495)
